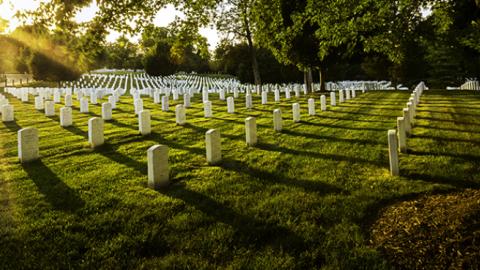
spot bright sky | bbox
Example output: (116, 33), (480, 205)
(0, 0), (220, 49)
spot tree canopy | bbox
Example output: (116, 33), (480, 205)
(0, 0), (478, 87)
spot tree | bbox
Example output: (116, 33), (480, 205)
(213, 41), (302, 84)
(141, 25), (210, 76)
(253, 0), (428, 91)
(215, 0), (262, 87)
(104, 36), (141, 70)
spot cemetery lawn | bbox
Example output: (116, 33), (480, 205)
(1, 89), (479, 269)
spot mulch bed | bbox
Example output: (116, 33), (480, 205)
(370, 189), (480, 269)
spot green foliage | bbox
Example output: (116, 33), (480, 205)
(143, 41), (177, 76)
(213, 41), (302, 84)
(103, 36), (143, 71)
(28, 51), (81, 81)
(141, 25), (210, 76)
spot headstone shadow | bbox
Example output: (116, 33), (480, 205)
(3, 121), (22, 132)
(21, 160), (85, 212)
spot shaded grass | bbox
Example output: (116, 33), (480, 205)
(0, 89), (479, 269)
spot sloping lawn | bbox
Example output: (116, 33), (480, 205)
(1, 89), (479, 269)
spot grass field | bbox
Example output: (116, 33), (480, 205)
(0, 89), (479, 269)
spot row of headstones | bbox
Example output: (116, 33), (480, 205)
(2, 84), (364, 127)
(14, 87), (366, 187)
(75, 73), (244, 94)
(387, 82), (426, 176)
(15, 113), (295, 189)
(459, 80), (480, 90)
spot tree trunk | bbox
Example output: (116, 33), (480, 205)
(319, 66), (326, 91)
(304, 68), (313, 94)
(243, 11), (261, 89)
(308, 68), (313, 92)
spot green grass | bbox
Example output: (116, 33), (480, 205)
(0, 89), (479, 269)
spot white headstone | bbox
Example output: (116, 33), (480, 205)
(88, 117), (104, 148)
(162, 96), (169, 111)
(397, 117), (407, 153)
(352, 89), (356, 98)
(204, 101), (213, 118)
(21, 91), (28, 103)
(388, 129), (399, 176)
(339, 90), (345, 103)
(80, 97), (89, 113)
(274, 90), (280, 102)
(77, 91), (83, 101)
(294, 87), (300, 98)
(184, 93), (191, 108)
(139, 110), (151, 135)
(202, 90), (209, 102)
(308, 98), (315, 116)
(245, 117), (257, 146)
(176, 105), (186, 125)
(330, 92), (336, 106)
(285, 89), (291, 99)
(206, 129), (221, 165)
(90, 93), (98, 105)
(261, 91), (268, 104)
(273, 109), (282, 132)
(227, 97), (235, 113)
(246, 94), (253, 109)
(1, 104), (14, 122)
(108, 96), (116, 109)
(219, 89), (226, 101)
(233, 88), (239, 98)
(320, 95), (327, 111)
(35, 96), (44, 110)
(44, 101), (55, 116)
(53, 91), (61, 103)
(60, 107), (72, 127)
(65, 94), (72, 107)
(147, 144), (169, 189)
(154, 92), (160, 104)
(407, 102), (414, 126)
(18, 127), (39, 163)
(345, 89), (351, 100)
(102, 102), (112, 121)
(292, 103), (300, 122)
(403, 108), (411, 135)
(134, 99), (143, 115)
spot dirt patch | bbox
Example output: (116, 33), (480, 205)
(370, 189), (480, 269)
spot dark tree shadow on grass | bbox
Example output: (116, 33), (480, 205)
(402, 172), (480, 189)
(219, 157), (347, 195)
(411, 134), (480, 146)
(412, 124), (480, 135)
(158, 182), (315, 259)
(338, 104), (401, 111)
(21, 160), (85, 212)
(256, 142), (386, 166)
(413, 116), (480, 126)
(408, 149), (480, 161)
(301, 121), (388, 132)
(281, 129), (383, 146)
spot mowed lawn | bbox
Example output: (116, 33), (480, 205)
(1, 89), (479, 269)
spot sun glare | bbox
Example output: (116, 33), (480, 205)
(0, 1), (219, 48)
